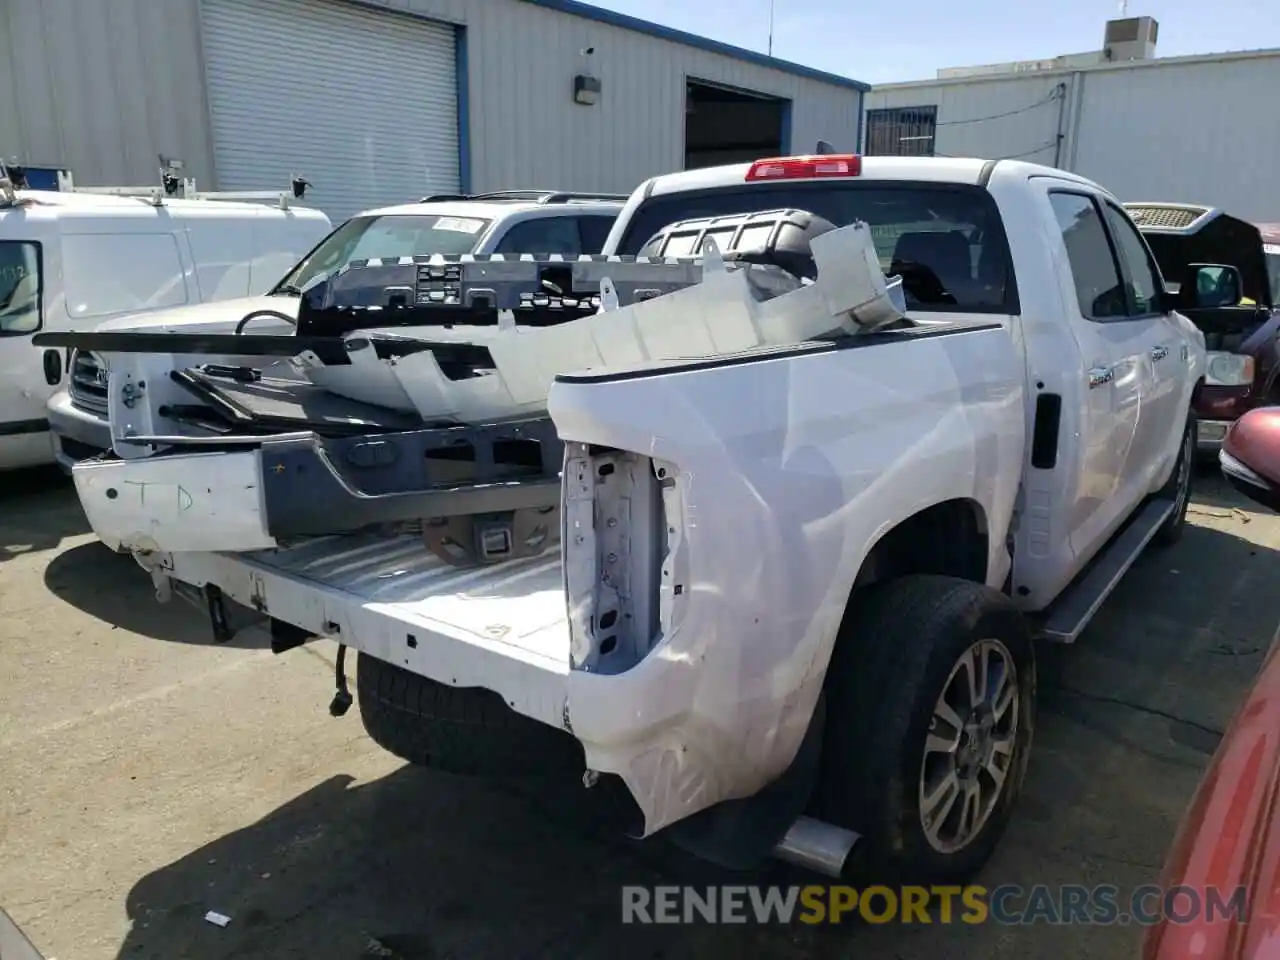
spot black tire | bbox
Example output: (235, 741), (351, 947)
(814, 575), (1036, 885)
(1151, 416), (1196, 548)
(356, 652), (583, 777)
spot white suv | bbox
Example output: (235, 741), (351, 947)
(50, 190), (624, 469)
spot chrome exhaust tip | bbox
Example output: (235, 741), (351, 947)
(773, 815), (860, 878)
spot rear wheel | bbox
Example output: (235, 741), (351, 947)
(356, 652), (582, 777)
(814, 575), (1036, 884)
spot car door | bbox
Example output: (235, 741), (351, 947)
(1099, 199), (1186, 493)
(1046, 189), (1154, 558)
(0, 233), (52, 467)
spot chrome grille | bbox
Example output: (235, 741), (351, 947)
(1124, 205), (1207, 230)
(68, 350), (109, 415)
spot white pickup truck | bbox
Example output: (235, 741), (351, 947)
(44, 154), (1205, 884)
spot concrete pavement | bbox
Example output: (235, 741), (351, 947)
(2, 465), (1278, 959)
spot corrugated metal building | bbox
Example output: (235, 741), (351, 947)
(0, 0), (868, 221)
(863, 18), (1280, 222)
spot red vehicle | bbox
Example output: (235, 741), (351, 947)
(1143, 633), (1280, 959)
(1144, 408), (1280, 958)
(1126, 204), (1280, 452)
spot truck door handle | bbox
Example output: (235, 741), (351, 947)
(1088, 366), (1114, 388)
(1150, 344), (1169, 362)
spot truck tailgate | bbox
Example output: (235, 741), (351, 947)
(161, 534), (571, 728)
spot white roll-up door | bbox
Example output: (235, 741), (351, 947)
(201, 0), (460, 222)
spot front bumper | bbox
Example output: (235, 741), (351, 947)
(71, 419), (563, 556)
(46, 389), (112, 473)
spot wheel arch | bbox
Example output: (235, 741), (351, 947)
(851, 497), (992, 592)
(815, 496), (995, 693)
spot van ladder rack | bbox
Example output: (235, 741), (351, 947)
(53, 169), (311, 209)
(0, 159), (310, 210)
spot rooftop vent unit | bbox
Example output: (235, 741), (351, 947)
(1103, 16), (1158, 62)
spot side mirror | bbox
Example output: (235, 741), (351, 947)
(1182, 263), (1244, 309)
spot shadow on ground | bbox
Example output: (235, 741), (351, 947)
(111, 770), (834, 960)
(0, 467), (86, 563)
(42, 542), (271, 648)
(105, 472), (1280, 960)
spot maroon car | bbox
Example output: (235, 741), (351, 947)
(1142, 409), (1280, 959)
(1125, 204), (1280, 452)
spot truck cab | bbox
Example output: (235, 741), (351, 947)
(600, 158), (1201, 610)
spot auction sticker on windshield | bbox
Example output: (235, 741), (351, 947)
(434, 217), (486, 234)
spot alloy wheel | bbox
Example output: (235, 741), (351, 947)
(918, 638), (1020, 854)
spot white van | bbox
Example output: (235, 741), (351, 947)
(0, 175), (330, 470)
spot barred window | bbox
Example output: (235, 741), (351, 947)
(865, 106), (937, 157)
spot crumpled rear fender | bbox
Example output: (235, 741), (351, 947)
(547, 326), (1025, 835)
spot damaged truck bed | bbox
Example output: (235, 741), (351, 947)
(156, 533), (572, 726)
(41, 153), (1205, 887)
(115, 316), (1019, 854)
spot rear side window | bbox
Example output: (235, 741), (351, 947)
(616, 183), (1013, 313)
(0, 241), (42, 335)
(1048, 193), (1128, 321)
(493, 216), (583, 255)
(63, 233), (188, 320)
(578, 215), (618, 254)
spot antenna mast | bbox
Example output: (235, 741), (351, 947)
(767, 0), (775, 56)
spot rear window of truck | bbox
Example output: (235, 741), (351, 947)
(617, 182), (1015, 314)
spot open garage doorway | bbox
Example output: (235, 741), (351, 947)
(684, 79), (789, 170)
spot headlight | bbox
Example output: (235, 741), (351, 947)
(1205, 351), (1255, 386)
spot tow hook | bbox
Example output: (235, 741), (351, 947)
(329, 643), (353, 717)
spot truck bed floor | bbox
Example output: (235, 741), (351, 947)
(166, 534), (571, 726)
